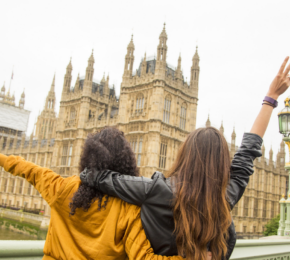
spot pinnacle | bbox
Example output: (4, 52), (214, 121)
(1, 82), (5, 92)
(127, 35), (135, 49)
(159, 23), (167, 38)
(67, 58), (73, 69)
(50, 74), (55, 92)
(193, 46), (200, 60)
(21, 89), (25, 98)
(88, 50), (95, 63)
(206, 115), (211, 127)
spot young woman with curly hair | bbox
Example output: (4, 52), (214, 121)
(0, 127), (191, 260)
(81, 57), (290, 260)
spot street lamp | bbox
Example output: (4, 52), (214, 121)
(278, 97), (290, 137)
(277, 96), (290, 237)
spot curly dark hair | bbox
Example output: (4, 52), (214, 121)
(69, 127), (139, 215)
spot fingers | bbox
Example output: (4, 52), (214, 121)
(283, 61), (290, 78)
(278, 56), (289, 75)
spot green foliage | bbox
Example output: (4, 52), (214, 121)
(263, 214), (281, 236)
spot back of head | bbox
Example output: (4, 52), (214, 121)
(70, 127), (138, 215)
(168, 127), (231, 260)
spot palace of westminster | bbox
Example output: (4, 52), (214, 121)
(0, 25), (288, 239)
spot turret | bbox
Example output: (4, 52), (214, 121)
(175, 54), (182, 81)
(219, 121), (224, 136)
(74, 73), (80, 90)
(157, 23), (168, 63)
(141, 53), (147, 76)
(62, 58), (73, 97)
(44, 75), (56, 111)
(190, 46), (200, 98)
(123, 35), (135, 78)
(155, 24), (168, 79)
(82, 51), (95, 96)
(206, 115), (211, 127)
(269, 146), (273, 166)
(231, 127), (236, 154)
(19, 89), (25, 108)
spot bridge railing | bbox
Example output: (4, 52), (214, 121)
(0, 239), (289, 259)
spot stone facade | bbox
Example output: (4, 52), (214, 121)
(0, 25), (287, 238)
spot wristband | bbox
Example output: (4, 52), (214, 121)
(263, 96), (278, 108)
(262, 102), (275, 108)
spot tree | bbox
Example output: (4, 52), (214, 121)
(263, 214), (281, 236)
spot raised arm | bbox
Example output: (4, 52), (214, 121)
(0, 153), (69, 206)
(80, 169), (156, 206)
(227, 57), (290, 209)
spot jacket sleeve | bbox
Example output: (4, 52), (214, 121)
(0, 154), (69, 206)
(94, 170), (156, 207)
(227, 133), (263, 209)
(124, 205), (184, 260)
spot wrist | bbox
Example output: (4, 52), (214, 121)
(266, 92), (278, 100)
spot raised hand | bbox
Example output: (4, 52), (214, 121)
(267, 57), (290, 100)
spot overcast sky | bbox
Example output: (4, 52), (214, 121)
(1, 0), (290, 161)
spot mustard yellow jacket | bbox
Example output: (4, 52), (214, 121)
(0, 154), (184, 260)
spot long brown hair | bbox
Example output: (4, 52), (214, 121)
(168, 127), (231, 260)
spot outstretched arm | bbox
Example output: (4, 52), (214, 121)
(0, 153), (69, 206)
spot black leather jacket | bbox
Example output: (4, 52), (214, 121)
(80, 133), (262, 259)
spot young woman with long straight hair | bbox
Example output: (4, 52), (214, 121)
(81, 57), (290, 260)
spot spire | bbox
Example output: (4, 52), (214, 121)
(89, 49), (95, 63)
(177, 54), (181, 70)
(269, 146), (273, 161)
(190, 46), (200, 96)
(159, 23), (167, 39)
(62, 58), (73, 96)
(128, 35), (135, 49)
(74, 73), (80, 89)
(231, 127), (236, 140)
(123, 35), (135, 77)
(280, 139), (285, 152)
(262, 144), (265, 157)
(219, 121), (224, 135)
(19, 88), (25, 108)
(50, 74), (55, 92)
(67, 57), (72, 70)
(84, 50), (94, 83)
(193, 46), (199, 60)
(101, 73), (105, 83)
(206, 115), (211, 127)
(1, 82), (5, 92)
(157, 24), (168, 63)
(141, 52), (147, 76)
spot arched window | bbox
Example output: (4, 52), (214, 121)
(163, 95), (171, 124)
(70, 107), (76, 120)
(180, 103), (187, 130)
(135, 94), (144, 113)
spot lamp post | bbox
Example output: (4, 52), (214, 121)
(278, 97), (290, 236)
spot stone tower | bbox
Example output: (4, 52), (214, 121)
(34, 75), (57, 140)
(119, 25), (200, 176)
(50, 53), (118, 177)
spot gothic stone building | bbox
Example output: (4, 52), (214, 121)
(0, 25), (287, 238)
